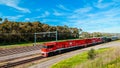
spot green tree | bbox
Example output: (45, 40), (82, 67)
(0, 18), (2, 21)
(92, 32), (102, 37)
(3, 18), (8, 23)
(0, 19), (80, 45)
(81, 32), (91, 39)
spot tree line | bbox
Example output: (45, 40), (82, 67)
(79, 32), (114, 39)
(0, 18), (79, 45)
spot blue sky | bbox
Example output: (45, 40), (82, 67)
(0, 0), (120, 33)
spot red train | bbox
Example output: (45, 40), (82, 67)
(41, 37), (103, 57)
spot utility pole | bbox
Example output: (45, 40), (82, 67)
(34, 33), (36, 46)
(56, 31), (57, 41)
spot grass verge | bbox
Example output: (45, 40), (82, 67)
(51, 48), (111, 68)
(76, 47), (120, 68)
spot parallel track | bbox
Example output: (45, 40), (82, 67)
(0, 45), (42, 57)
(0, 56), (44, 68)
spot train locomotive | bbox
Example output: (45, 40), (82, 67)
(41, 37), (105, 57)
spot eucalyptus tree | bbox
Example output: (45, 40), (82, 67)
(0, 18), (2, 21)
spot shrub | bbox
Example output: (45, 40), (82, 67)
(87, 48), (96, 59)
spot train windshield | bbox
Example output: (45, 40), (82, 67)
(42, 45), (54, 48)
(42, 45), (47, 48)
(47, 45), (54, 48)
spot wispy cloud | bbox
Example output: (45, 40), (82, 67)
(68, 6), (92, 19)
(0, 0), (30, 13)
(36, 11), (50, 18)
(53, 10), (63, 16)
(59, 0), (120, 33)
(57, 4), (70, 11)
(89, 26), (120, 33)
(98, 0), (103, 3)
(25, 18), (30, 21)
(74, 7), (92, 13)
(0, 0), (119, 33)
(67, 8), (120, 32)
(41, 19), (59, 23)
(44, 11), (50, 16)
(96, 3), (114, 9)
(3, 15), (24, 21)
(94, 0), (115, 8)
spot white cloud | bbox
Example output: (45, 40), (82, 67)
(44, 11), (50, 16)
(96, 2), (114, 8)
(98, 0), (103, 3)
(53, 10), (63, 16)
(25, 18), (30, 21)
(74, 7), (92, 13)
(36, 11), (50, 18)
(94, 0), (115, 8)
(68, 6), (92, 19)
(63, 2), (120, 33)
(41, 19), (59, 23)
(3, 15), (24, 21)
(57, 4), (70, 11)
(0, 0), (30, 13)
(88, 26), (120, 33)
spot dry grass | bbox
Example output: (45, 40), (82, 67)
(51, 48), (110, 68)
(115, 40), (120, 42)
(76, 47), (120, 68)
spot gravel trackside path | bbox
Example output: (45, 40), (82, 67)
(29, 41), (120, 68)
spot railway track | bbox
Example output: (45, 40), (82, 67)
(0, 55), (44, 68)
(0, 45), (42, 57)
(0, 45), (42, 62)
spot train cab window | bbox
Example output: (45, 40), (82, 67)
(42, 45), (54, 48)
(47, 45), (54, 48)
(42, 45), (47, 48)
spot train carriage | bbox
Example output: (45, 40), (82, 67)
(85, 38), (93, 45)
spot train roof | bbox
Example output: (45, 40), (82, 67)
(44, 42), (56, 46)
